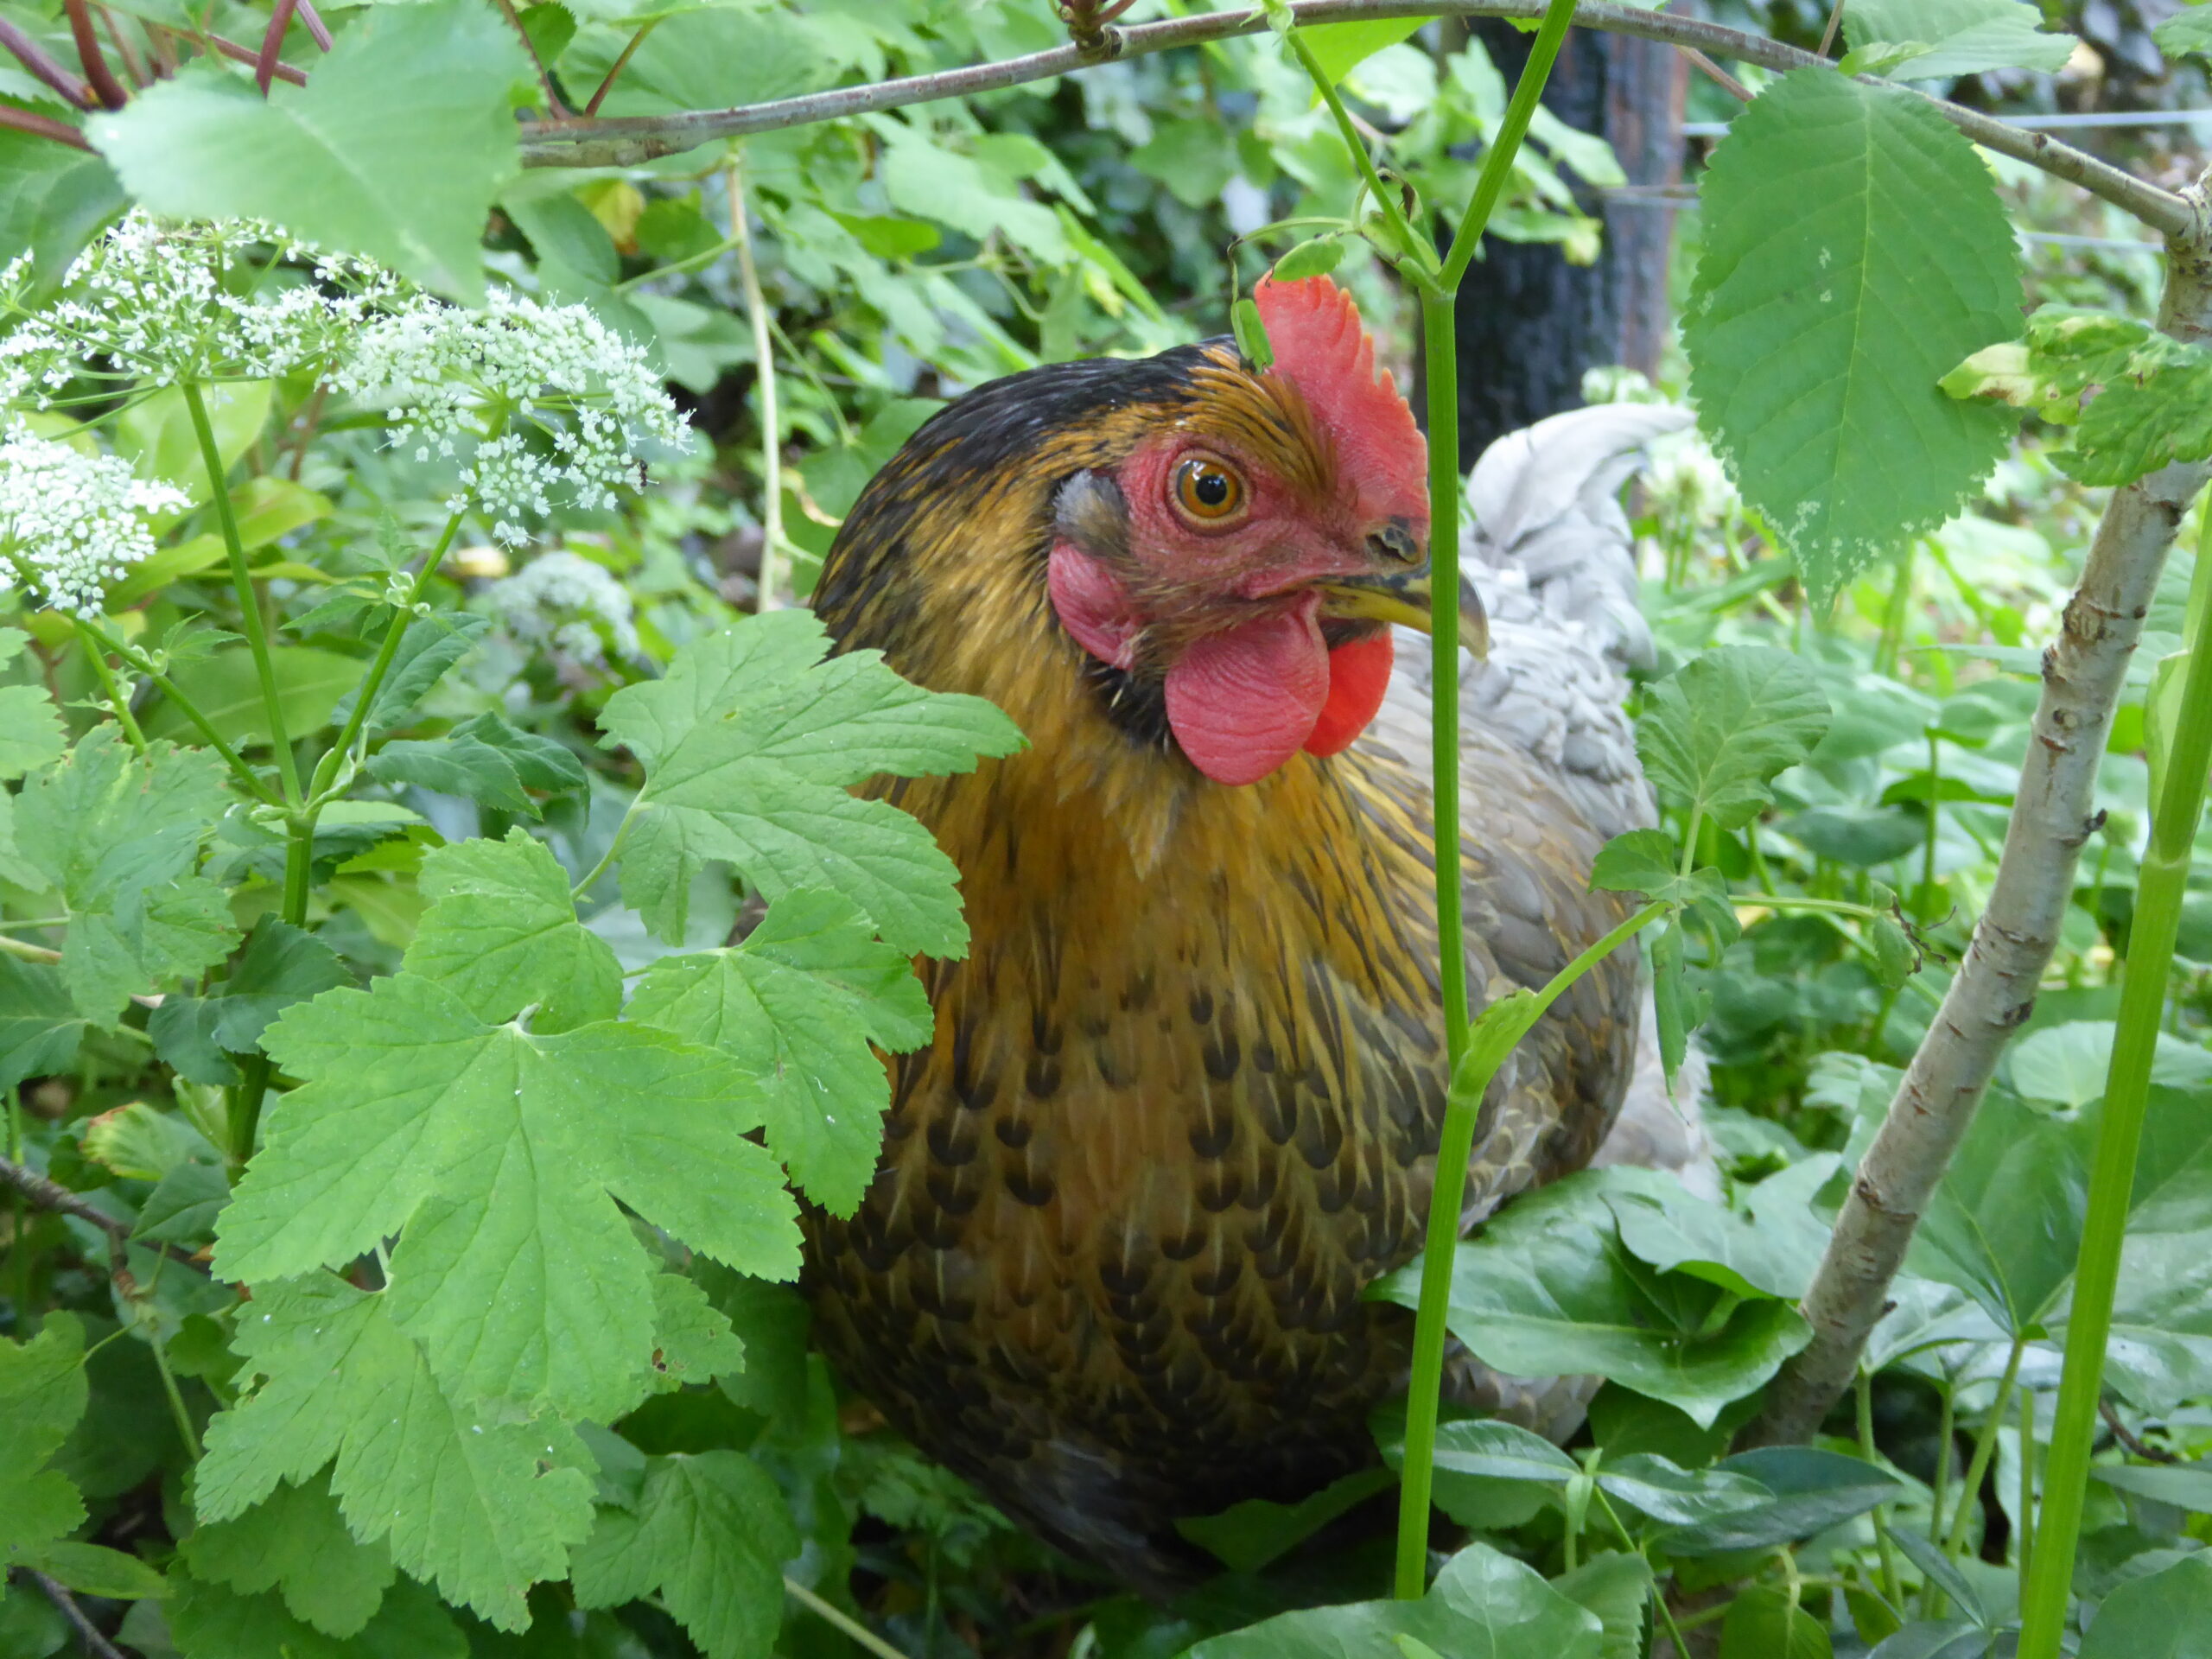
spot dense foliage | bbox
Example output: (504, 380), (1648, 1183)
(7, 0), (2212, 1656)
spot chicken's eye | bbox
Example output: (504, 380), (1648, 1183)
(1173, 457), (1246, 524)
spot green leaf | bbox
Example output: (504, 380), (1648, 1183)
(1270, 237), (1345, 283)
(2080, 1554), (2212, 1656)
(142, 645), (361, 747)
(400, 830), (621, 1033)
(505, 189), (620, 288)
(1685, 68), (2021, 595)
(1721, 1586), (1832, 1659)
(194, 1274), (594, 1631)
(0, 637), (64, 780)
(1659, 1447), (1904, 1554)
(0, 132), (126, 300)
(1232, 296), (1274, 370)
(1174, 1467), (1395, 1574)
(1552, 1553), (1655, 1659)
(1373, 1173), (1812, 1427)
(1842, 0), (2076, 79)
(181, 1471), (395, 1639)
(0, 958), (88, 1090)
(1597, 1455), (1772, 1528)
(328, 613), (491, 736)
(80, 1100), (218, 1182)
(1184, 1541), (1604, 1659)
(1910, 1088), (2089, 1333)
(644, 1272), (746, 1394)
(0, 1315), (89, 1578)
(216, 972), (799, 1421)
(2157, 8), (2212, 59)
(86, 0), (530, 303)
(1298, 17), (1429, 83)
(115, 381), (275, 507)
(627, 888), (931, 1215)
(570, 1451), (798, 1658)
(149, 918), (348, 1086)
(366, 734), (537, 815)
(601, 611), (1023, 953)
(24, 1541), (169, 1600)
(167, 1561), (466, 1659)
(1637, 646), (1832, 831)
(1605, 1158), (1836, 1303)
(136, 1163), (232, 1248)
(10, 730), (238, 1021)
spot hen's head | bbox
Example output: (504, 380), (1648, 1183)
(817, 276), (1459, 788)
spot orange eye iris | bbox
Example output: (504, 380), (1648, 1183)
(1173, 457), (1245, 523)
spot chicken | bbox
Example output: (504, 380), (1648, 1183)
(804, 276), (1697, 1592)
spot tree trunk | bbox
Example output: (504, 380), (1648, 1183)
(1448, 20), (1687, 468)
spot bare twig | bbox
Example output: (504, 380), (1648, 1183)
(253, 0), (297, 95)
(492, 0), (568, 119)
(2101, 1396), (2180, 1464)
(1746, 174), (2212, 1446)
(1680, 46), (1751, 104)
(61, 0), (128, 109)
(201, 32), (306, 86)
(0, 16), (92, 108)
(21, 1571), (129, 1659)
(1817, 0), (1846, 58)
(0, 1154), (208, 1270)
(294, 0), (331, 53)
(94, 4), (146, 89)
(0, 105), (93, 149)
(727, 160), (785, 612)
(510, 0), (2191, 235)
(584, 17), (661, 118)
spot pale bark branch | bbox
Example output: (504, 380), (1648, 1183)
(1746, 177), (2212, 1447)
(511, 0), (2188, 235)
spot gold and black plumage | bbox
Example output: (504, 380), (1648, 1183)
(802, 283), (1649, 1592)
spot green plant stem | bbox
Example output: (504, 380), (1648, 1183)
(70, 619), (145, 753)
(1283, 29), (1434, 284)
(1858, 1370), (1905, 1611)
(8, 1087), (29, 1332)
(2018, 498), (2212, 1657)
(728, 158), (788, 611)
(570, 794), (645, 903)
(1389, 901), (1664, 1599)
(1438, 0), (1579, 291)
(149, 1326), (201, 1460)
(1421, 287), (1471, 1084)
(1942, 1336), (2024, 1566)
(784, 1577), (911, 1659)
(183, 379), (300, 805)
(315, 507), (468, 788)
(76, 618), (277, 806)
(2018, 1386), (2036, 1577)
(1929, 1382), (1955, 1611)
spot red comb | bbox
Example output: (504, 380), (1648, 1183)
(1252, 275), (1427, 528)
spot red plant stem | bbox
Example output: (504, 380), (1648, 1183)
(584, 17), (661, 117)
(96, 4), (147, 87)
(0, 16), (92, 107)
(295, 0), (331, 51)
(144, 22), (176, 76)
(0, 103), (92, 149)
(491, 0), (567, 118)
(254, 0), (297, 94)
(203, 32), (306, 86)
(62, 0), (129, 108)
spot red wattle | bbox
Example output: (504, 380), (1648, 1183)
(1163, 600), (1328, 786)
(1303, 631), (1395, 758)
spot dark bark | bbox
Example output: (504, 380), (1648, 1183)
(1447, 20), (1687, 467)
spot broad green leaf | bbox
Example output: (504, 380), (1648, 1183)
(1299, 17), (1429, 84)
(80, 1100), (218, 1182)
(0, 1315), (88, 1576)
(1174, 1467), (1395, 1573)
(1842, 0), (2076, 79)
(1721, 1585), (1832, 1659)
(25, 1541), (169, 1600)
(505, 190), (620, 288)
(1685, 68), (2021, 595)
(136, 1162), (232, 1248)
(0, 633), (64, 779)
(627, 888), (932, 1215)
(113, 381), (275, 505)
(644, 1272), (746, 1394)
(2080, 1554), (2212, 1656)
(217, 973), (799, 1421)
(167, 1560), (466, 1659)
(1659, 1447), (1904, 1554)
(181, 1471), (394, 1638)
(1596, 1454), (1774, 1529)
(143, 645), (361, 747)
(2094, 1459), (2212, 1513)
(0, 132), (126, 298)
(1185, 1541), (1603, 1659)
(230, 477), (334, 552)
(601, 610), (1023, 952)
(1373, 1173), (1812, 1427)
(1553, 1553), (1653, 1659)
(1911, 1090), (2087, 1333)
(194, 1274), (594, 1630)
(1271, 237), (1345, 282)
(1387, 1417), (1579, 1487)
(570, 1452), (799, 1659)
(367, 710), (583, 816)
(1605, 1157), (1837, 1303)
(149, 918), (347, 1086)
(400, 831), (621, 1033)
(0, 957), (88, 1090)
(1637, 646), (1832, 831)
(10, 730), (238, 1020)
(328, 613), (492, 735)
(2157, 8), (2212, 59)
(86, 1), (531, 302)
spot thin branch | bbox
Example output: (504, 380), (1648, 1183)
(295, 0), (331, 53)
(2101, 1396), (2179, 1464)
(1746, 172), (2212, 1447)
(728, 159), (786, 611)
(61, 0), (129, 109)
(584, 16), (661, 118)
(1817, 0), (1846, 59)
(21, 1572), (129, 1659)
(0, 105), (93, 150)
(254, 0), (298, 96)
(0, 934), (61, 963)
(492, 0), (568, 119)
(200, 30), (306, 86)
(0, 1154), (211, 1270)
(510, 0), (2191, 234)
(784, 1578), (912, 1659)
(94, 4), (147, 90)
(0, 16), (92, 108)
(1680, 46), (1751, 103)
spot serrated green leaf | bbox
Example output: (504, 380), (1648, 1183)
(1720, 1585), (1831, 1659)
(141, 644), (358, 747)
(181, 1471), (394, 1638)
(2158, 8), (2212, 59)
(86, 2), (528, 304)
(194, 1274), (594, 1630)
(136, 1162), (232, 1248)
(328, 613), (491, 735)
(601, 612), (1023, 952)
(401, 831), (620, 1033)
(216, 973), (798, 1421)
(80, 1100), (218, 1183)
(0, 957), (87, 1090)
(1638, 646), (1831, 831)
(1552, 1553), (1654, 1659)
(0, 1315), (89, 1578)
(628, 888), (931, 1215)
(645, 1273), (745, 1394)
(0, 132), (126, 300)
(10, 730), (238, 1021)
(149, 918), (348, 1086)
(1843, 0), (2076, 79)
(0, 683), (64, 781)
(365, 735), (537, 814)
(1685, 69), (2021, 595)
(168, 1560), (466, 1659)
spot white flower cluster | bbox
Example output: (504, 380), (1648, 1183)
(0, 424), (189, 617)
(485, 549), (639, 668)
(0, 213), (404, 404)
(333, 292), (688, 546)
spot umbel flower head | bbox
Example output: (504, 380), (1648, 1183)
(0, 423), (189, 617)
(0, 213), (404, 403)
(332, 291), (690, 546)
(485, 547), (641, 671)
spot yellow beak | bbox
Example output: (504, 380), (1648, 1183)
(1316, 568), (1490, 659)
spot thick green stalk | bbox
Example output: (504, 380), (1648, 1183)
(1439, 0), (1580, 289)
(2018, 499), (2212, 1656)
(181, 380), (300, 805)
(1285, 29), (1435, 284)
